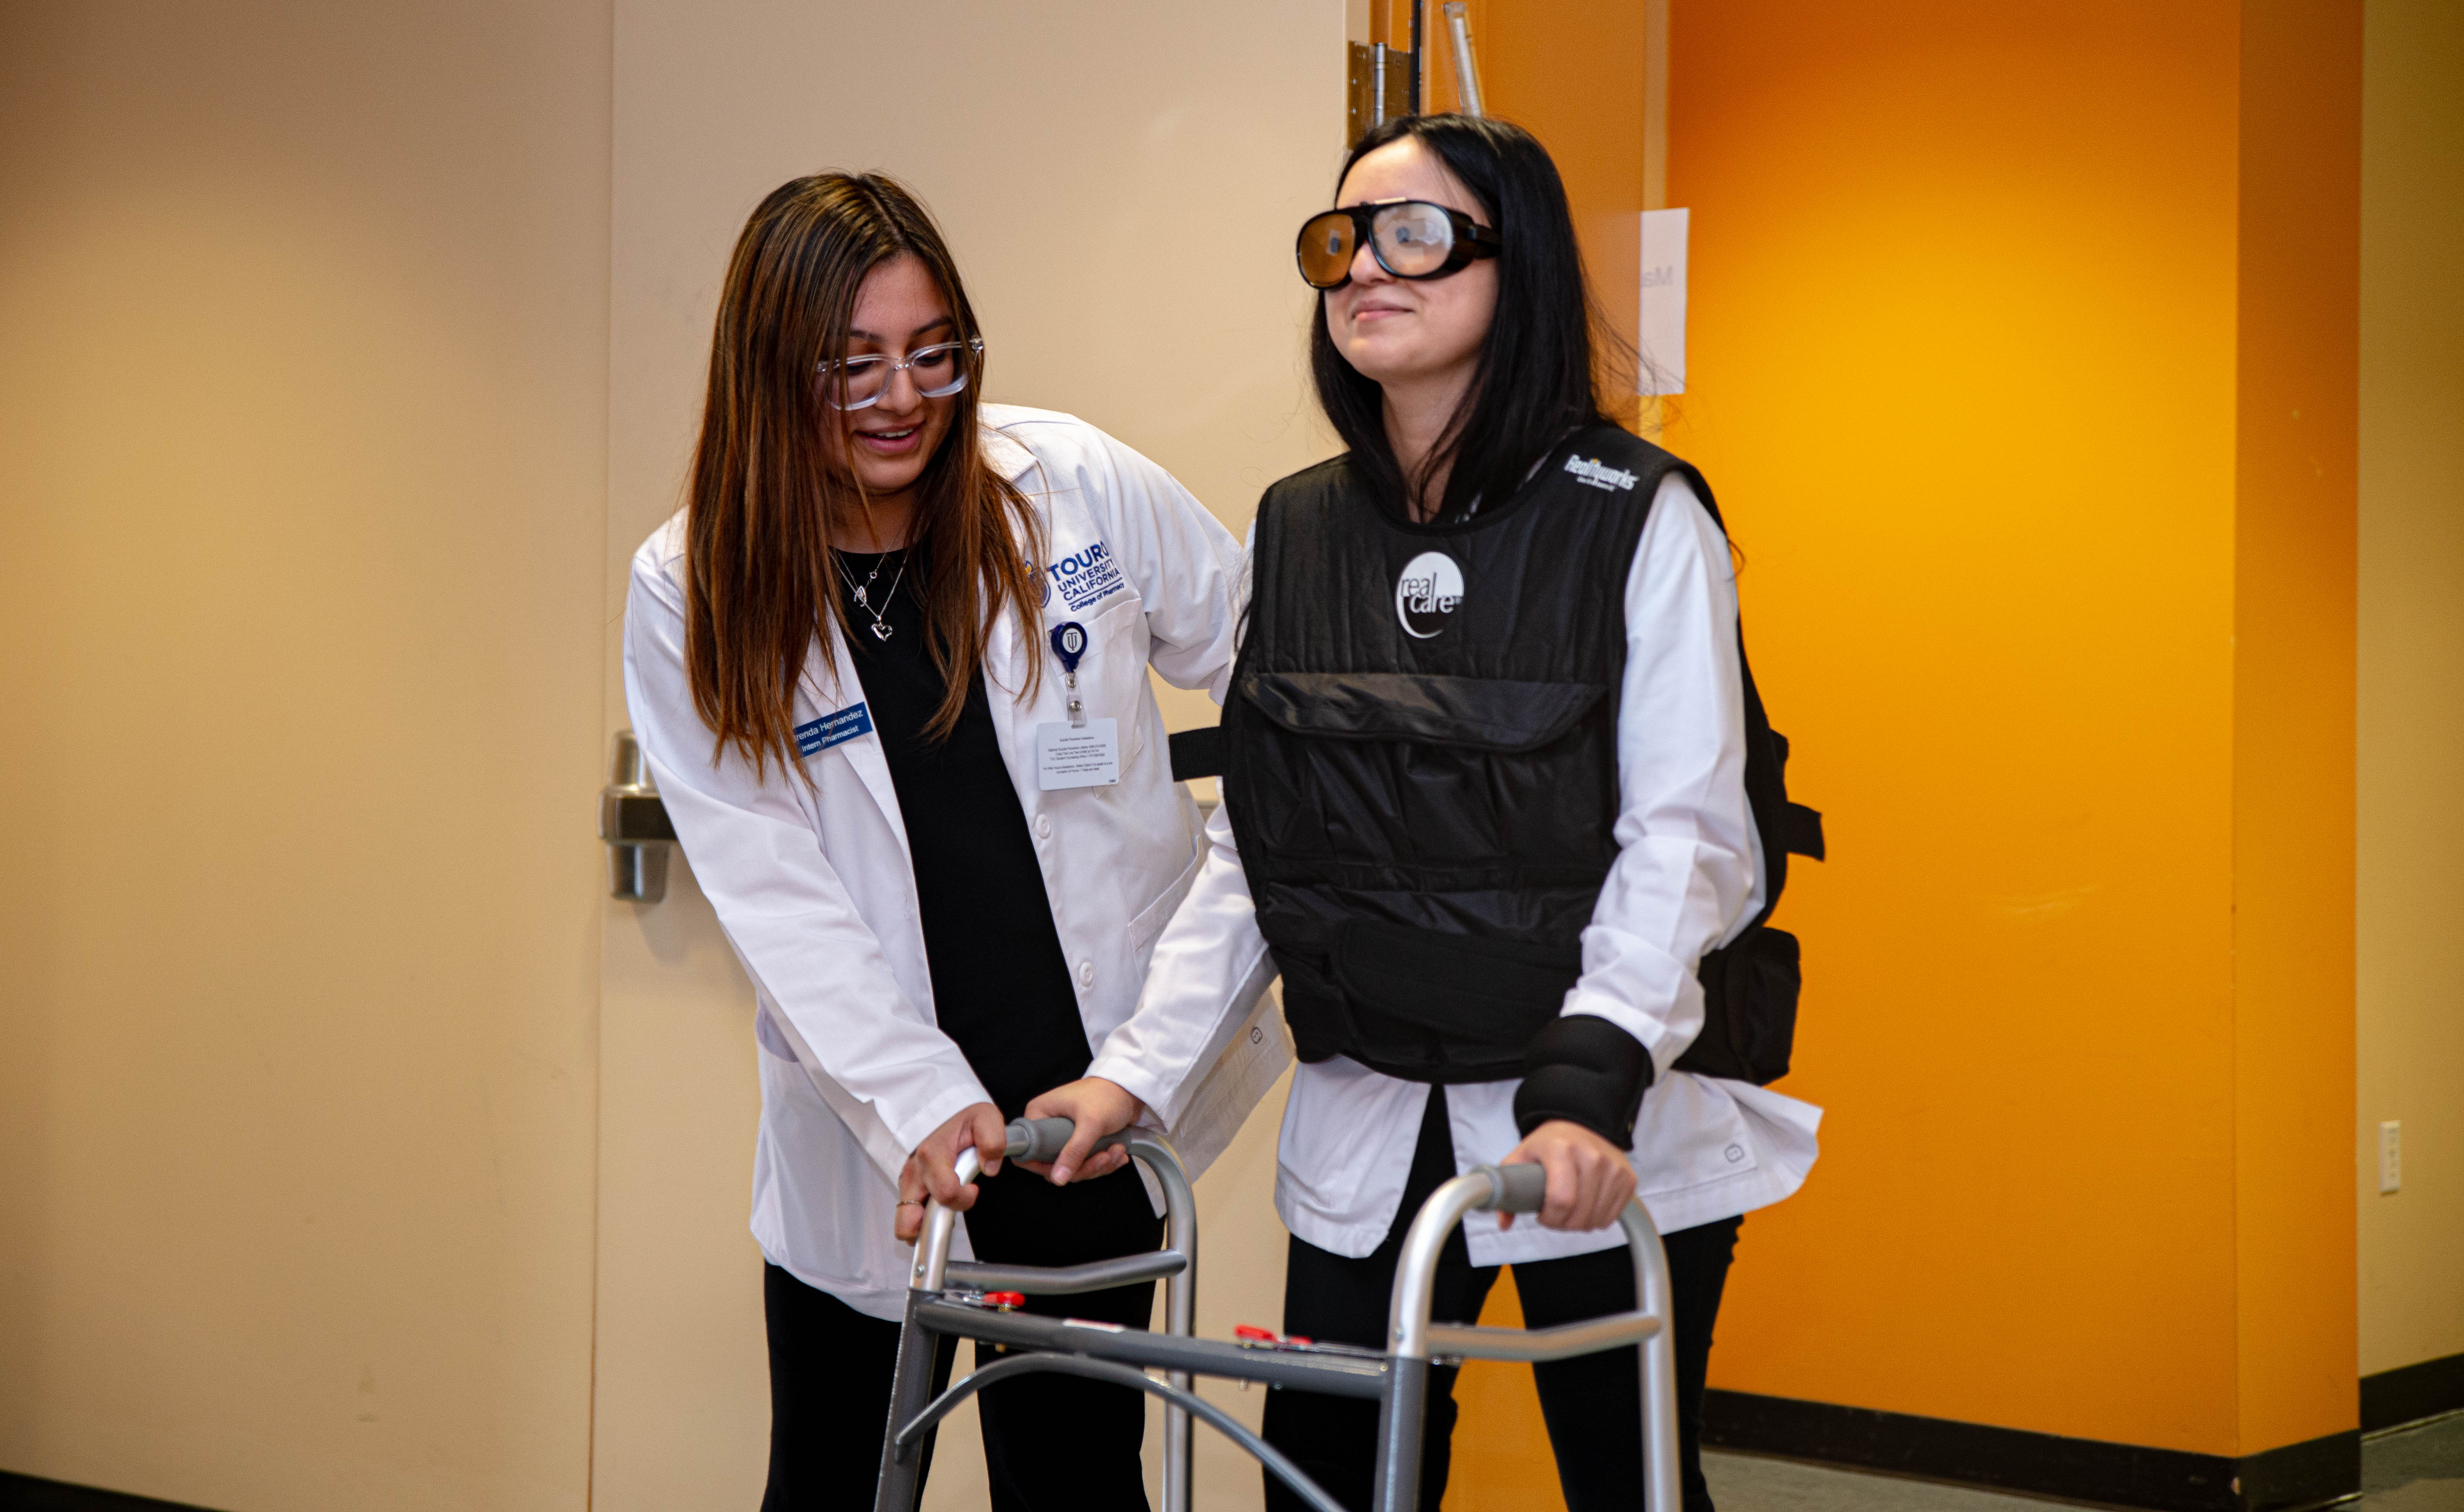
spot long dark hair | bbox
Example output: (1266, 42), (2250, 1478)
(1310, 115), (1630, 520)
(683, 172), (1042, 776)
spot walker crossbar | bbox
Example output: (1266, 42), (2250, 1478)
(1425, 1309), (1663, 1363)
(872, 1133), (1681, 1512)
(944, 1250), (1187, 1295)
(912, 1299), (1390, 1397)
(888, 1351), (1348, 1512)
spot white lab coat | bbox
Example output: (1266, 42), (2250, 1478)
(623, 405), (1289, 1321)
(1087, 472), (1822, 1267)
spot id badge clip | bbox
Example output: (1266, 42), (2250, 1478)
(1038, 620), (1118, 790)
(1050, 621), (1090, 728)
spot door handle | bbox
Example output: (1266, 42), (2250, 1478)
(600, 730), (675, 902)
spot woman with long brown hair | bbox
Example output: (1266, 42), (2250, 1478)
(622, 171), (1282, 1509)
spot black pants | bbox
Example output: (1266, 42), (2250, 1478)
(761, 1161), (1164, 1512)
(1260, 1088), (1743, 1512)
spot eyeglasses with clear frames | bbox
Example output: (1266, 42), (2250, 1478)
(816, 337), (984, 410)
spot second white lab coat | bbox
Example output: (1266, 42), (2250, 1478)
(623, 405), (1289, 1320)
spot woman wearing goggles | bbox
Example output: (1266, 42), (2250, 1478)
(1035, 114), (1820, 1512)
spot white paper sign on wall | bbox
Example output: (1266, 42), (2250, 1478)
(1640, 207), (1689, 395)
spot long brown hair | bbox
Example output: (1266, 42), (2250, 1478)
(683, 172), (1043, 777)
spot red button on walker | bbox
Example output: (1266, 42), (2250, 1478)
(984, 1292), (1025, 1310)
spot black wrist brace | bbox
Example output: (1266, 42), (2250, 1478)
(1513, 1015), (1654, 1147)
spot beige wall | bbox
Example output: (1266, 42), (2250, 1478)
(0, 3), (1342, 1506)
(2357, 0), (2464, 1380)
(0, 3), (611, 1509)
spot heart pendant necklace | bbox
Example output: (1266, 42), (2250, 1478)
(837, 548), (907, 641)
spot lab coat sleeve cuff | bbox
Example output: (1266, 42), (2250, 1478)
(1083, 1052), (1173, 1129)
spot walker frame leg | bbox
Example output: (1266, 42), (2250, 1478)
(1372, 1353), (1432, 1512)
(871, 1288), (942, 1512)
(1623, 1205), (1684, 1512)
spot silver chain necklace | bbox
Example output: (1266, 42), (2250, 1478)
(835, 548), (908, 640)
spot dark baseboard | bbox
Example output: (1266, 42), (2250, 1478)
(1702, 1389), (2360, 1512)
(2362, 1352), (2464, 1433)
(0, 1472), (218, 1512)
(2238, 1432), (2364, 1512)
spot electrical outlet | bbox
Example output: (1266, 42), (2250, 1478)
(2379, 1121), (2402, 1195)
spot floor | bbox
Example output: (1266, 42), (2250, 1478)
(1699, 1412), (2464, 1512)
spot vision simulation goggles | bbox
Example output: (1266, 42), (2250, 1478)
(1294, 200), (1503, 291)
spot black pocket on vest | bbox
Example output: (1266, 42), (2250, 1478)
(1241, 671), (1606, 753)
(1677, 925), (1800, 1085)
(1331, 920), (1575, 1079)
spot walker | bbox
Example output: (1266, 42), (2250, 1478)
(871, 1117), (1682, 1512)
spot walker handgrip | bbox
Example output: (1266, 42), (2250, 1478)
(1004, 1117), (1128, 1165)
(1474, 1163), (1548, 1214)
(1007, 1118), (1073, 1163)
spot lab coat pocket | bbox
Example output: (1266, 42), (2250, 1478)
(1084, 593), (1151, 766)
(1127, 832), (1204, 971)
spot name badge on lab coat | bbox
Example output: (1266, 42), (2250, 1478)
(796, 702), (872, 756)
(1036, 719), (1120, 790)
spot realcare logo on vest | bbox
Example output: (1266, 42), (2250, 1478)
(1564, 455), (1640, 492)
(1046, 540), (1125, 612)
(1394, 551), (1464, 639)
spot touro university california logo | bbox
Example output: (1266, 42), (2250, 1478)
(1045, 539), (1124, 612)
(1394, 551), (1464, 639)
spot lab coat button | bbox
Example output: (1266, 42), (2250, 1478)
(1077, 961), (1095, 987)
(1035, 815), (1053, 840)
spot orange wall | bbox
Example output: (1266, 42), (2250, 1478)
(1660, 0), (2359, 1457)
(1669, 0), (2244, 1452)
(2232, 0), (2362, 1452)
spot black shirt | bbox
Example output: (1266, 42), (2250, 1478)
(835, 550), (1090, 1118)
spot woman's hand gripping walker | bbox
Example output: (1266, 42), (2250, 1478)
(874, 1121), (1684, 1512)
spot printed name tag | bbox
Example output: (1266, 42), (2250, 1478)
(1035, 718), (1121, 790)
(796, 703), (873, 757)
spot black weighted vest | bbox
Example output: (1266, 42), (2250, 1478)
(1223, 424), (1820, 1087)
